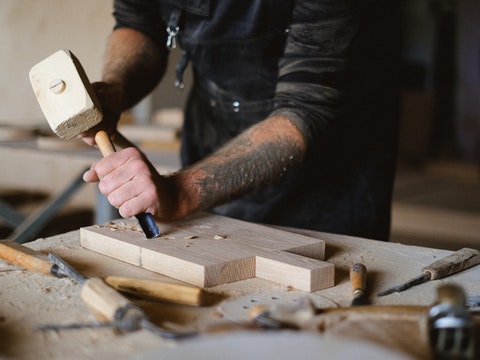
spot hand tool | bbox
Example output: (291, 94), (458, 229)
(428, 284), (477, 360)
(248, 295), (480, 331)
(47, 253), (195, 339)
(104, 275), (204, 306)
(29, 49), (160, 238)
(377, 248), (480, 297)
(0, 240), (203, 306)
(350, 263), (368, 306)
(0, 240), (63, 277)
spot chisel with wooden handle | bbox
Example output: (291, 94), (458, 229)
(378, 248), (480, 297)
(104, 276), (203, 306)
(350, 263), (368, 306)
(48, 253), (194, 339)
(0, 240), (202, 306)
(0, 240), (61, 277)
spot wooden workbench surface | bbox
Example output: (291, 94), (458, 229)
(0, 221), (479, 359)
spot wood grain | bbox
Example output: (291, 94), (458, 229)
(29, 50), (102, 139)
(80, 212), (334, 291)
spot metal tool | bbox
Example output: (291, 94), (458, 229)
(0, 240), (63, 277)
(428, 284), (478, 360)
(378, 248), (480, 297)
(46, 253), (195, 339)
(350, 263), (368, 306)
(0, 240), (203, 306)
(248, 294), (480, 331)
(29, 49), (160, 238)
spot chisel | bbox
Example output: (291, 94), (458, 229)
(378, 247), (480, 297)
(47, 253), (194, 339)
(0, 240), (61, 277)
(0, 240), (203, 306)
(350, 263), (368, 306)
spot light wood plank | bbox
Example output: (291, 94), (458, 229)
(80, 212), (334, 291)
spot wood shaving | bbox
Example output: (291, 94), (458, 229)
(97, 221), (143, 233)
(214, 234), (227, 240)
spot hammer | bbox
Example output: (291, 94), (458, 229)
(29, 50), (160, 238)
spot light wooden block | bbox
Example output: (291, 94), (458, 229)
(256, 251), (335, 292)
(80, 212), (334, 291)
(29, 49), (102, 139)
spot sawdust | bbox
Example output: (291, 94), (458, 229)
(1, 228), (479, 359)
(99, 221), (143, 233)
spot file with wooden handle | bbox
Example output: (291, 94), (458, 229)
(378, 248), (480, 297)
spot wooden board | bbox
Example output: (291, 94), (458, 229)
(80, 212), (334, 292)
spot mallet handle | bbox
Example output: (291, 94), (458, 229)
(94, 131), (160, 238)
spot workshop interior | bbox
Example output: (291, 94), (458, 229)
(0, 1), (479, 359)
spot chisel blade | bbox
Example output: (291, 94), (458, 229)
(377, 272), (431, 297)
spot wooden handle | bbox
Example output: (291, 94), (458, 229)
(422, 248), (480, 280)
(95, 130), (116, 156)
(104, 276), (204, 306)
(0, 240), (54, 276)
(93, 130), (160, 238)
(350, 263), (367, 295)
(81, 277), (145, 330)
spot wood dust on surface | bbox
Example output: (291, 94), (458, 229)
(1, 227), (479, 359)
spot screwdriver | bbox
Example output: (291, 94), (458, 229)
(378, 248), (480, 297)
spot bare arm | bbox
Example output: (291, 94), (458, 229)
(84, 114), (306, 222)
(172, 115), (306, 217)
(80, 27), (167, 145)
(101, 27), (167, 110)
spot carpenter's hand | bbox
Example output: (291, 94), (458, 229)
(78, 82), (124, 146)
(83, 147), (179, 221)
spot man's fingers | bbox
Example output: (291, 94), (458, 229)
(83, 167), (99, 182)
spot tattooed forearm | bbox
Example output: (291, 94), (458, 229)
(192, 116), (306, 210)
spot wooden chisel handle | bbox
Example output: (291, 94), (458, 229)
(104, 276), (204, 306)
(422, 247), (480, 280)
(81, 277), (145, 330)
(350, 263), (367, 296)
(0, 240), (55, 276)
(94, 131), (160, 239)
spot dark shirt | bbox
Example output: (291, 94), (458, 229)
(112, 0), (401, 240)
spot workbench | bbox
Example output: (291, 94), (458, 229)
(0, 219), (479, 359)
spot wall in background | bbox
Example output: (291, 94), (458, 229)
(0, 0), (113, 125)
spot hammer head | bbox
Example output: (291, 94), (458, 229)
(29, 50), (102, 140)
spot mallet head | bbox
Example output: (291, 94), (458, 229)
(29, 49), (102, 139)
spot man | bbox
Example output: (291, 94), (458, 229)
(83, 0), (401, 241)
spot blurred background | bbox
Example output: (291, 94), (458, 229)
(0, 0), (478, 250)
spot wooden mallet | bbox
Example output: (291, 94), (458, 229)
(29, 50), (160, 238)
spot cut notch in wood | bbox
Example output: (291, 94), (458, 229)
(80, 213), (334, 292)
